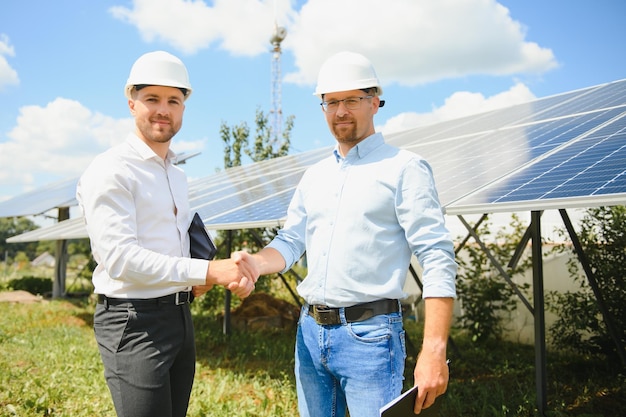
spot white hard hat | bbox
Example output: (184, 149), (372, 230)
(313, 51), (383, 99)
(124, 51), (192, 100)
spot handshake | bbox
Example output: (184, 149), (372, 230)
(192, 251), (260, 299)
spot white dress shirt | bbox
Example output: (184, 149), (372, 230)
(76, 133), (207, 298)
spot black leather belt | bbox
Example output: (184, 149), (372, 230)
(308, 299), (400, 325)
(97, 291), (193, 308)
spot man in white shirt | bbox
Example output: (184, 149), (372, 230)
(76, 51), (258, 417)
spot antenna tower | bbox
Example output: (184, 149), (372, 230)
(270, 23), (287, 141)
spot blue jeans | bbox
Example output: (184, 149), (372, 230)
(295, 304), (406, 417)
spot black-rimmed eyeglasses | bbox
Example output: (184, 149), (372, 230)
(320, 95), (374, 113)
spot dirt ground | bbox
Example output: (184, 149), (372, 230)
(0, 290), (45, 303)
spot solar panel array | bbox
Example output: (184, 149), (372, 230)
(3, 79), (626, 241)
(447, 116), (626, 213)
(442, 81), (626, 213)
(190, 79), (626, 229)
(188, 147), (329, 229)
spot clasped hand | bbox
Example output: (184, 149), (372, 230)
(193, 251), (259, 299)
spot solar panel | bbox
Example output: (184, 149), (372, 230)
(4, 79), (626, 241)
(0, 151), (204, 219)
(6, 216), (87, 243)
(446, 110), (626, 214)
(189, 147), (330, 229)
(0, 177), (77, 218)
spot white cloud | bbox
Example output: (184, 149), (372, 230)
(378, 82), (536, 134)
(0, 98), (133, 191)
(171, 138), (206, 154)
(109, 0), (295, 56)
(284, 0), (558, 86)
(0, 34), (19, 90)
(0, 97), (209, 194)
(109, 0), (557, 88)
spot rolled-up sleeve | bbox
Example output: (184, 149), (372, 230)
(396, 158), (457, 298)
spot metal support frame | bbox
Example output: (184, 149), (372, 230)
(223, 230), (233, 335)
(457, 212), (548, 414)
(458, 212), (548, 414)
(457, 215), (534, 313)
(456, 208), (625, 415)
(52, 206), (70, 298)
(530, 211), (548, 415)
(457, 211), (547, 416)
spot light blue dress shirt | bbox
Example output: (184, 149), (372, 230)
(268, 132), (457, 307)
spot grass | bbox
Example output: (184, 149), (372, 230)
(0, 297), (624, 417)
(0, 297), (298, 417)
(0, 299), (113, 416)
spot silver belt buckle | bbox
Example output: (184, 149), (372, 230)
(175, 292), (187, 305)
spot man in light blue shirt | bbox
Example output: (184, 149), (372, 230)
(248, 51), (456, 417)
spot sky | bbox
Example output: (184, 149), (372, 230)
(1, 0), (625, 209)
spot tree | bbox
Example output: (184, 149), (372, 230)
(197, 108), (296, 313)
(0, 217), (39, 263)
(221, 121), (249, 169)
(247, 108), (293, 161)
(222, 107), (294, 168)
(548, 206), (626, 360)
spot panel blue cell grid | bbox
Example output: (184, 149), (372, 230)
(446, 109), (626, 214)
(189, 147), (330, 229)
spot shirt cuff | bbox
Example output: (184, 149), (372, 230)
(187, 258), (210, 286)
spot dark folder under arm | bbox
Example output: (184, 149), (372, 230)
(188, 212), (217, 260)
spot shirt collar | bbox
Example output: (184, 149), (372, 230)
(333, 132), (384, 163)
(126, 133), (176, 164)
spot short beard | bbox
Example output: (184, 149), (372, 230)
(332, 122), (358, 144)
(137, 119), (180, 144)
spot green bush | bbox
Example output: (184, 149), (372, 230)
(456, 214), (531, 342)
(548, 206), (626, 360)
(7, 276), (53, 295)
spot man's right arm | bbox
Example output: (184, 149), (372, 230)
(249, 247), (287, 276)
